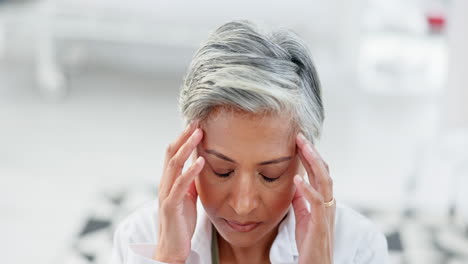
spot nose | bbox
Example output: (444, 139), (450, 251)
(228, 171), (259, 217)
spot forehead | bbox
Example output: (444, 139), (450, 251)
(199, 108), (297, 160)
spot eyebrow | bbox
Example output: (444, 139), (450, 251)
(204, 149), (292, 165)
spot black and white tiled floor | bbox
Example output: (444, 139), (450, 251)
(60, 185), (468, 264)
(58, 184), (157, 264)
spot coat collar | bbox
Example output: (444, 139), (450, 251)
(187, 200), (299, 264)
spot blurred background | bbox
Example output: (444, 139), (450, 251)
(1, 0), (467, 263)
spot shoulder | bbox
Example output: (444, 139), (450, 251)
(113, 199), (159, 243)
(110, 199), (159, 263)
(334, 203), (389, 264)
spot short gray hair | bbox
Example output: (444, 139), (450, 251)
(179, 20), (324, 143)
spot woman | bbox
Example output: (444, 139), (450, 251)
(111, 20), (388, 264)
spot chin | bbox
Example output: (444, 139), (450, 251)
(221, 234), (259, 248)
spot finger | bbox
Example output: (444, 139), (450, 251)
(295, 175), (336, 253)
(293, 175), (326, 222)
(308, 144), (333, 202)
(168, 156), (205, 204)
(305, 142), (331, 190)
(164, 121), (197, 167)
(310, 143), (330, 174)
(167, 128), (203, 176)
(159, 121), (197, 198)
(187, 179), (198, 201)
(296, 149), (318, 190)
(296, 133), (333, 202)
(161, 128), (203, 198)
(291, 178), (309, 219)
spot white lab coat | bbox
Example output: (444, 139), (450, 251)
(110, 199), (389, 264)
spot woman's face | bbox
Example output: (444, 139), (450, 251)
(195, 108), (302, 247)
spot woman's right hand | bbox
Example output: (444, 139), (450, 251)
(153, 122), (205, 264)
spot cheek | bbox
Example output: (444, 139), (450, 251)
(262, 161), (300, 212)
(271, 162), (300, 201)
(195, 167), (225, 210)
(264, 178), (296, 214)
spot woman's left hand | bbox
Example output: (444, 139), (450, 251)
(292, 133), (336, 264)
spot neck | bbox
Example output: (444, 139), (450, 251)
(217, 226), (278, 264)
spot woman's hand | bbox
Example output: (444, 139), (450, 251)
(153, 122), (205, 264)
(292, 133), (336, 264)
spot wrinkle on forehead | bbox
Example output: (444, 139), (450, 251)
(199, 105), (299, 142)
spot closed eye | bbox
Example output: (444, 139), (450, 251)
(214, 170), (279, 183)
(214, 170), (233, 178)
(261, 174), (279, 182)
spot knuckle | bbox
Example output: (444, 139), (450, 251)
(160, 201), (172, 214)
(166, 143), (174, 156)
(161, 193), (178, 210)
(159, 198), (168, 210)
(312, 194), (324, 206)
(318, 195), (325, 204)
(168, 157), (182, 171)
(327, 177), (334, 188)
(158, 199), (169, 212)
(173, 177), (184, 190)
(158, 184), (165, 197)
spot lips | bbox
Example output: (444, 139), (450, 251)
(224, 219), (261, 232)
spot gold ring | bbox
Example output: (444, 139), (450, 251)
(324, 197), (335, 208)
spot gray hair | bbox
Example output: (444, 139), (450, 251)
(179, 20), (324, 143)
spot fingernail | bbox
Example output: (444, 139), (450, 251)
(298, 132), (306, 143)
(196, 156), (204, 166)
(294, 175), (303, 185)
(192, 128), (200, 137)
